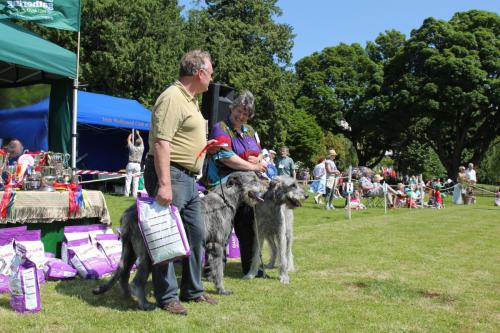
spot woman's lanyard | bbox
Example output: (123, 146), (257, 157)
(228, 118), (258, 159)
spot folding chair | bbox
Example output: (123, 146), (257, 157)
(362, 193), (385, 208)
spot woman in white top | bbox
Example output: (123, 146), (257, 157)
(310, 156), (327, 204)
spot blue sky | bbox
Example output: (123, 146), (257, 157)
(276, 0), (499, 63)
(181, 1), (499, 63)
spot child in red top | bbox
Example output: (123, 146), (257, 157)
(434, 186), (443, 209)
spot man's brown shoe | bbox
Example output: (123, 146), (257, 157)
(162, 300), (187, 315)
(181, 294), (218, 305)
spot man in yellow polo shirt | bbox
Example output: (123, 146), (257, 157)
(143, 50), (218, 315)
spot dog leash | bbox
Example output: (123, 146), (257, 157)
(214, 151), (266, 278)
(215, 151), (233, 209)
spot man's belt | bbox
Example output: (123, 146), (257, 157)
(145, 155), (197, 178)
(129, 160), (141, 164)
(170, 162), (198, 178)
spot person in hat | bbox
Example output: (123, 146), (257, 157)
(268, 149), (277, 164)
(264, 148), (278, 179)
(324, 149), (340, 210)
(261, 149), (269, 162)
(360, 173), (398, 207)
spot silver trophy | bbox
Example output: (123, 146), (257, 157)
(47, 152), (71, 181)
(40, 165), (57, 192)
(23, 171), (41, 191)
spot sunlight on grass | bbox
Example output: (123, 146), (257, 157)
(1, 195), (499, 332)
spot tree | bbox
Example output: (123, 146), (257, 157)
(295, 43), (389, 167)
(284, 109), (323, 166)
(0, 85), (50, 108)
(27, 0), (187, 106)
(320, 132), (358, 171)
(478, 137), (500, 184)
(394, 140), (447, 180)
(367, 29), (406, 64)
(385, 10), (500, 178)
(186, 0), (304, 151)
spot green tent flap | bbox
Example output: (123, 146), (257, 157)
(0, 20), (76, 155)
(49, 79), (73, 154)
(0, 20), (76, 87)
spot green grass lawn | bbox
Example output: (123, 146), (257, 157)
(1, 194), (499, 333)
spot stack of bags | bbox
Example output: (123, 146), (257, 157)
(61, 224), (120, 279)
(0, 223), (122, 313)
(0, 226), (76, 313)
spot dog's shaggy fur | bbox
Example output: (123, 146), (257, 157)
(92, 171), (266, 310)
(244, 176), (308, 284)
(202, 172), (266, 295)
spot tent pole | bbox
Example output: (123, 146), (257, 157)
(347, 165), (352, 220)
(71, 31), (80, 173)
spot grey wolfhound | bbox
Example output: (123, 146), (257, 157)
(244, 176), (308, 284)
(92, 171), (266, 310)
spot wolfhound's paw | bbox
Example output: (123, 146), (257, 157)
(217, 289), (233, 295)
(280, 275), (290, 284)
(139, 302), (156, 311)
(265, 263), (275, 269)
(243, 274), (255, 280)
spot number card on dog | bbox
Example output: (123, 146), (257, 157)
(136, 197), (191, 265)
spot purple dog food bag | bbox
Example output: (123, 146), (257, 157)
(9, 243), (41, 314)
(61, 225), (92, 264)
(226, 228), (241, 259)
(43, 257), (77, 280)
(87, 225), (114, 245)
(0, 237), (15, 293)
(0, 226), (28, 235)
(14, 230), (46, 285)
(67, 238), (113, 279)
(45, 252), (56, 258)
(61, 225), (113, 263)
(136, 197), (191, 265)
(95, 234), (121, 270)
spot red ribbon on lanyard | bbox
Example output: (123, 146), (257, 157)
(196, 137), (232, 158)
(0, 185), (13, 218)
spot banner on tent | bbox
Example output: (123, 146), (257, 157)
(0, 0), (80, 31)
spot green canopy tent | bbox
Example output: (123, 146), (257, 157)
(0, 20), (76, 157)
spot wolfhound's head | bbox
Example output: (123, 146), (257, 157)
(225, 171), (268, 207)
(267, 176), (308, 208)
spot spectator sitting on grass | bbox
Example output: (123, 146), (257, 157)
(345, 189), (366, 210)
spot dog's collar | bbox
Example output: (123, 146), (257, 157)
(216, 192), (236, 212)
